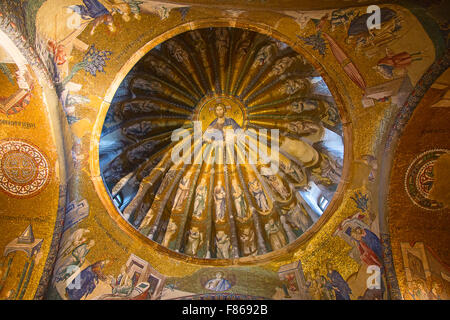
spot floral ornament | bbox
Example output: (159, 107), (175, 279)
(176, 7), (190, 21)
(297, 32), (327, 56)
(63, 45), (112, 85)
(350, 191), (369, 212)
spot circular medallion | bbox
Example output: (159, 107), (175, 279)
(195, 95), (246, 132)
(0, 140), (50, 197)
(405, 149), (449, 210)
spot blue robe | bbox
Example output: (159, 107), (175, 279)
(74, 0), (110, 20)
(206, 278), (232, 292)
(362, 229), (383, 265)
(327, 270), (352, 300)
(66, 265), (100, 300)
(207, 117), (241, 131)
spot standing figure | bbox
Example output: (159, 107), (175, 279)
(162, 219), (177, 248)
(264, 218), (287, 251)
(215, 28), (229, 57)
(185, 227), (203, 256)
(215, 231), (231, 259)
(214, 181), (226, 222)
(239, 227), (257, 256)
(326, 261), (352, 300)
(232, 179), (247, 219)
(249, 178), (270, 211)
(138, 209), (154, 235)
(193, 179), (207, 218)
(236, 30), (251, 57)
(172, 172), (191, 211)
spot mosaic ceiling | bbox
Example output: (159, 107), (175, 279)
(99, 27), (345, 260)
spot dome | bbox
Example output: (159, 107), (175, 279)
(99, 27), (345, 260)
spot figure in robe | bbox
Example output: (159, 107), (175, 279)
(283, 202), (313, 232)
(69, 0), (115, 35)
(215, 231), (231, 259)
(280, 160), (307, 186)
(205, 272), (232, 291)
(66, 260), (109, 300)
(215, 28), (229, 57)
(269, 56), (294, 76)
(185, 227), (203, 256)
(111, 266), (134, 296)
(193, 179), (207, 218)
(349, 227), (383, 268)
(254, 44), (274, 66)
(314, 269), (335, 300)
(326, 262), (352, 300)
(172, 172), (191, 211)
(138, 209), (154, 235)
(166, 40), (189, 63)
(266, 175), (290, 199)
(287, 120), (322, 137)
(282, 78), (308, 95)
(206, 103), (241, 135)
(264, 218), (287, 251)
(162, 219), (177, 248)
(305, 272), (321, 300)
(55, 240), (95, 283)
(249, 178), (269, 211)
(236, 31), (251, 57)
(240, 227), (257, 256)
(289, 99), (319, 113)
(214, 182), (226, 222)
(156, 170), (176, 199)
(232, 179), (247, 219)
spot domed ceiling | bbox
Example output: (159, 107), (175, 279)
(99, 27), (345, 260)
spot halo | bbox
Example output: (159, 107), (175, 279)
(209, 102), (232, 111)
